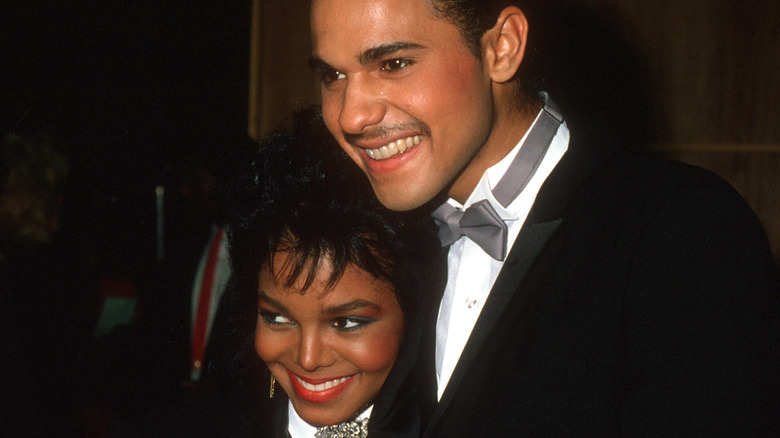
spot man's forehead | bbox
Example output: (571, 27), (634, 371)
(310, 0), (446, 59)
(311, 0), (432, 14)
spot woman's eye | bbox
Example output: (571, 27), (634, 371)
(331, 317), (372, 331)
(259, 309), (294, 327)
(381, 58), (411, 72)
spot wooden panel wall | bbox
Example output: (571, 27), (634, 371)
(247, 0), (779, 261)
(573, 0), (780, 144)
(575, 0), (780, 262)
(248, 1), (779, 142)
(247, 0), (318, 139)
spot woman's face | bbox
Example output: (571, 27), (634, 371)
(255, 252), (404, 426)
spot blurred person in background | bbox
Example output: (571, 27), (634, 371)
(0, 132), (99, 436)
(79, 145), (251, 432)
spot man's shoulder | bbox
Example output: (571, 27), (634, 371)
(578, 148), (753, 216)
(545, 146), (771, 264)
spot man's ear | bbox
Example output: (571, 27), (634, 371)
(482, 7), (528, 84)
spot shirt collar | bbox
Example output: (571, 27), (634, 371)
(287, 402), (317, 438)
(446, 107), (546, 221)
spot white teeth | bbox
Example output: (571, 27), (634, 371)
(365, 135), (422, 161)
(386, 142), (398, 155)
(295, 375), (352, 392)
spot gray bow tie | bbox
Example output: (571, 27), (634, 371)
(432, 199), (508, 260)
(315, 418), (368, 438)
(431, 95), (563, 261)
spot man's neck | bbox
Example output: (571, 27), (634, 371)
(448, 102), (541, 204)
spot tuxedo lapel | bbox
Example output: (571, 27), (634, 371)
(422, 137), (612, 436)
(426, 218), (562, 429)
(418, 247), (449, 429)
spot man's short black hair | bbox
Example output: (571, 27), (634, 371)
(227, 107), (440, 319)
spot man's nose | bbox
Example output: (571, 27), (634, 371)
(296, 329), (335, 372)
(338, 77), (386, 135)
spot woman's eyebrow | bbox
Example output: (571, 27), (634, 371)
(258, 290), (289, 314)
(323, 299), (379, 315)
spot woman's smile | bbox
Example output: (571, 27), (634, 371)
(288, 370), (356, 403)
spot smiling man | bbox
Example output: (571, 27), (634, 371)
(310, 0), (780, 436)
(310, 0), (533, 211)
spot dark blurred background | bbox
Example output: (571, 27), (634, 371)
(3, 1), (251, 277)
(2, 2), (253, 435)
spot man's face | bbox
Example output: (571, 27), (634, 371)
(311, 0), (494, 211)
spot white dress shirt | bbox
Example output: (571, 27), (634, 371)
(435, 110), (570, 399)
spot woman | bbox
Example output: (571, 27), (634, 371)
(225, 108), (443, 437)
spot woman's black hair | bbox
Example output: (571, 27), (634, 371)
(220, 107), (441, 393)
(227, 107), (438, 313)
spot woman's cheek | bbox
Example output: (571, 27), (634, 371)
(349, 329), (403, 372)
(254, 326), (280, 363)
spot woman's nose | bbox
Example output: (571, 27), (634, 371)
(296, 329), (335, 372)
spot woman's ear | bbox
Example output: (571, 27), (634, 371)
(482, 7), (529, 84)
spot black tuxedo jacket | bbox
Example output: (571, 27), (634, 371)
(420, 139), (779, 436)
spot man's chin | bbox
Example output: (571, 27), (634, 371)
(372, 183), (438, 212)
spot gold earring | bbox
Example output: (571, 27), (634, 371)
(269, 375), (276, 398)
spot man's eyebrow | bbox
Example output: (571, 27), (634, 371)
(308, 42), (425, 72)
(308, 55), (332, 73)
(358, 42), (425, 65)
(323, 299), (379, 315)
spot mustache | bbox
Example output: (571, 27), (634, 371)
(343, 121), (430, 146)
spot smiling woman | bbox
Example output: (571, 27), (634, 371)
(256, 254), (404, 427)
(225, 107), (443, 437)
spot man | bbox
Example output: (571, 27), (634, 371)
(309, 0), (779, 435)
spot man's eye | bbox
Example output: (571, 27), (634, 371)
(259, 309), (294, 327)
(320, 69), (346, 84)
(331, 317), (372, 332)
(380, 58), (411, 72)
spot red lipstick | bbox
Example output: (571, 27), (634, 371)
(287, 370), (355, 403)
